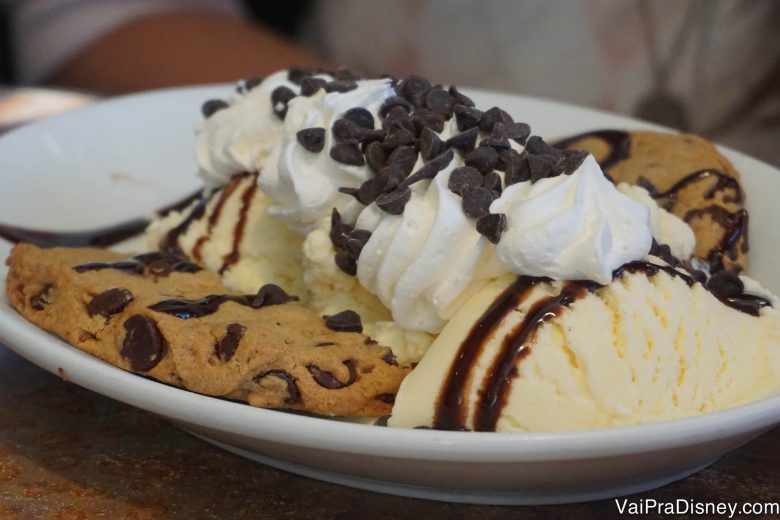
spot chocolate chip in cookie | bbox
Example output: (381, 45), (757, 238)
(30, 283), (54, 310)
(121, 315), (165, 371)
(254, 369), (301, 404)
(307, 359), (358, 389)
(215, 323), (247, 362)
(88, 288), (133, 318)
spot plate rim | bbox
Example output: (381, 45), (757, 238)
(1, 84), (779, 464)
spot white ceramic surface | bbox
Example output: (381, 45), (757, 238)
(1, 85), (779, 505)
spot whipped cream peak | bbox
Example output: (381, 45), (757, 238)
(196, 70), (304, 188)
(490, 154), (654, 284)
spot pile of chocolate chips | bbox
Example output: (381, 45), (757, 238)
(204, 67), (594, 271)
(328, 209), (372, 276)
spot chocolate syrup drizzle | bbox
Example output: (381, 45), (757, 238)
(191, 176), (244, 262)
(434, 258), (772, 431)
(640, 168), (743, 205)
(218, 173), (259, 275)
(148, 294), (256, 319)
(0, 189), (202, 248)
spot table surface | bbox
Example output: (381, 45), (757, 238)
(0, 345), (778, 519)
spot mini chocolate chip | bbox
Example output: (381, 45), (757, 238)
(333, 118), (372, 143)
(375, 415), (390, 426)
(324, 80), (358, 93)
(382, 351), (399, 366)
(324, 310), (363, 333)
(382, 106), (416, 133)
(287, 65), (310, 84)
(445, 126), (479, 152)
(364, 337), (378, 345)
(215, 323), (246, 362)
(330, 141), (365, 166)
(525, 135), (561, 158)
(271, 86), (296, 119)
(307, 359), (358, 389)
(448, 166), (483, 195)
(419, 127), (443, 161)
(403, 148), (454, 187)
(528, 153), (558, 182)
(359, 129), (386, 144)
(297, 127), (326, 153)
(252, 284), (297, 308)
(482, 171), (503, 195)
(201, 99), (228, 118)
(329, 208), (351, 247)
(243, 76), (263, 90)
(345, 107), (375, 129)
(254, 369), (300, 404)
(344, 237), (367, 259)
(425, 88), (454, 117)
(397, 75), (432, 108)
(557, 149), (589, 175)
(506, 122), (531, 144)
(706, 271), (744, 298)
(454, 104), (483, 131)
(88, 288), (134, 318)
(449, 85), (475, 107)
(482, 123), (511, 149)
(479, 107), (513, 133)
(349, 229), (372, 243)
(379, 96), (413, 118)
(335, 251), (357, 276)
(386, 145), (418, 175)
(411, 109), (446, 134)
(504, 153), (531, 185)
(376, 393), (396, 404)
(464, 146), (499, 174)
(358, 177), (384, 205)
(121, 315), (165, 372)
(365, 141), (388, 171)
(496, 148), (521, 172)
(335, 68), (361, 81)
(461, 185), (496, 219)
(376, 187), (412, 214)
(476, 213), (507, 244)
(376, 164), (407, 192)
(382, 123), (416, 149)
(30, 283), (54, 310)
(300, 76), (327, 96)
(339, 187), (361, 202)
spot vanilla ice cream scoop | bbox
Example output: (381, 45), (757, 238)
(390, 264), (780, 432)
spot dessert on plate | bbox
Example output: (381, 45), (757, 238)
(5, 67), (780, 431)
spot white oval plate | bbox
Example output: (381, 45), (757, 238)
(1, 86), (779, 505)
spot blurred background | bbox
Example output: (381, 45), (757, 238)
(0, 0), (778, 165)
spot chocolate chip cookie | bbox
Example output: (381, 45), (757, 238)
(6, 244), (408, 416)
(557, 130), (746, 273)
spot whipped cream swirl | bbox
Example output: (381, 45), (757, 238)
(196, 70), (301, 188)
(355, 162), (505, 333)
(258, 79), (396, 230)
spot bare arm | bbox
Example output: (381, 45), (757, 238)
(47, 9), (329, 95)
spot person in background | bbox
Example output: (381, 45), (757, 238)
(1, 0), (778, 166)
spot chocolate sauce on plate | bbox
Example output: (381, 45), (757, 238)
(0, 189), (202, 248)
